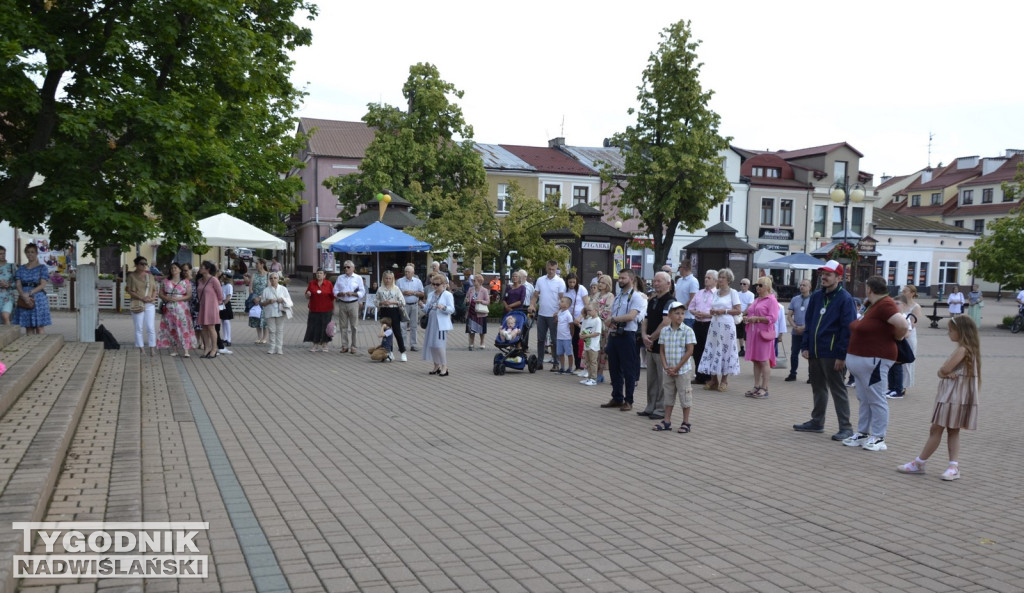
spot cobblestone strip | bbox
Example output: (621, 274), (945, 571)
(178, 357), (288, 593)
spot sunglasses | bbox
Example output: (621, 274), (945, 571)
(431, 283), (442, 286)
(755, 283), (765, 287)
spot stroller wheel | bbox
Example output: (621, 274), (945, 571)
(527, 354), (538, 373)
(493, 362), (501, 376)
(498, 365), (506, 375)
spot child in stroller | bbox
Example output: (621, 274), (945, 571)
(492, 310), (538, 374)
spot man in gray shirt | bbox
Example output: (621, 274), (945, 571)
(785, 279), (812, 381)
(397, 265), (425, 351)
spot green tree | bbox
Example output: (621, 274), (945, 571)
(602, 20), (732, 265)
(323, 63), (490, 253)
(968, 168), (1024, 289)
(476, 181), (581, 285)
(0, 0), (315, 254)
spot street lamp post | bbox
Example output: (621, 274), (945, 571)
(829, 176), (866, 239)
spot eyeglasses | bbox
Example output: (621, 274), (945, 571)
(137, 262), (148, 266)
(431, 283), (442, 286)
(740, 282), (749, 285)
(754, 283), (765, 288)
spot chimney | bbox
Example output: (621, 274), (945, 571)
(956, 156), (979, 169)
(921, 170), (933, 183)
(880, 175), (892, 184)
(982, 157), (1007, 175)
(548, 137), (565, 148)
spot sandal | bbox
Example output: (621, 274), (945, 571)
(717, 382), (728, 392)
(744, 386), (761, 397)
(652, 421), (672, 432)
(677, 422), (692, 433)
(751, 388), (769, 399)
(703, 381), (718, 391)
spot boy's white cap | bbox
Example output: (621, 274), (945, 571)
(667, 301), (686, 311)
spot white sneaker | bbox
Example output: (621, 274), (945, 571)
(385, 353), (394, 362)
(842, 432), (869, 447)
(862, 436), (887, 451)
(941, 466), (960, 481)
(581, 379), (597, 386)
(218, 348), (233, 354)
(400, 352), (407, 362)
(575, 369), (589, 377)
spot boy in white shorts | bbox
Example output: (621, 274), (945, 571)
(653, 301), (696, 433)
(579, 304), (603, 386)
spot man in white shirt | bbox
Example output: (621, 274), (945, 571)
(333, 260), (365, 354)
(528, 260), (566, 368)
(1015, 287), (1024, 306)
(674, 259), (699, 328)
(736, 278), (755, 356)
(396, 265), (425, 351)
(599, 269), (647, 411)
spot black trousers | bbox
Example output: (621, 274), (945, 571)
(692, 321), (711, 383)
(380, 307), (406, 353)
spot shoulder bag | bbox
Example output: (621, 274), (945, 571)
(895, 337), (915, 364)
(18, 292), (35, 310)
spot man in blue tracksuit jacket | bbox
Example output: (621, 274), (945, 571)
(793, 260), (858, 440)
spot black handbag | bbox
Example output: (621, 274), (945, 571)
(895, 338), (915, 364)
(420, 313), (428, 329)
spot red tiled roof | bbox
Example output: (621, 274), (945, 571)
(298, 118), (375, 159)
(875, 174), (911, 191)
(898, 162), (980, 193)
(499, 145), (597, 176)
(774, 142), (863, 159)
(958, 154), (1024, 188)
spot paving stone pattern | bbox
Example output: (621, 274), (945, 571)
(11, 294), (1024, 592)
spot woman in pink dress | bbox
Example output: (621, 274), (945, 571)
(195, 261), (223, 359)
(157, 262), (197, 357)
(743, 276), (779, 399)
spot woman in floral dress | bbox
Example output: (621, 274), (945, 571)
(14, 243), (52, 333)
(697, 267), (741, 392)
(157, 262), (197, 356)
(248, 258), (269, 343)
(0, 245), (16, 325)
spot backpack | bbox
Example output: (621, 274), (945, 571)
(95, 324), (121, 350)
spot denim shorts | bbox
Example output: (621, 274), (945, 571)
(556, 339), (572, 356)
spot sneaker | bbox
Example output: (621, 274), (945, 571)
(400, 353), (408, 362)
(842, 432), (869, 447)
(896, 460), (926, 474)
(846, 376), (855, 386)
(941, 466), (960, 481)
(884, 390), (896, 399)
(576, 369), (589, 377)
(862, 436), (887, 451)
(831, 429), (854, 441)
(581, 379), (597, 386)
(784, 374), (797, 382)
(793, 421), (825, 433)
(888, 391), (904, 399)
(385, 353), (394, 362)
(218, 348), (233, 354)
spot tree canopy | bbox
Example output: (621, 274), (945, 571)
(476, 181), (581, 284)
(968, 167), (1024, 289)
(0, 0), (316, 254)
(323, 63), (490, 253)
(602, 19), (732, 266)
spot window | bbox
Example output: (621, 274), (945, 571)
(719, 196), (732, 223)
(953, 220), (964, 228)
(938, 261), (959, 284)
(974, 219), (985, 233)
(851, 207), (864, 235)
(918, 262), (929, 286)
(1003, 189), (1013, 202)
(572, 186), (588, 206)
(496, 183), (510, 213)
(886, 263), (897, 285)
(834, 161), (848, 183)
(961, 190), (973, 205)
(813, 205), (826, 237)
(982, 188), (993, 203)
(911, 194), (921, 207)
(875, 260), (885, 277)
(831, 207), (845, 235)
(760, 198), (773, 225)
(765, 167), (781, 178)
(752, 166), (764, 177)
(930, 192), (942, 205)
(779, 199), (793, 227)
(543, 184), (560, 206)
(906, 262), (917, 287)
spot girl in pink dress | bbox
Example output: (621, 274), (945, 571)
(157, 262), (197, 356)
(743, 276), (779, 399)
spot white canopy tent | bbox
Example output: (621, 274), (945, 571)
(196, 213), (286, 250)
(320, 228), (359, 249)
(752, 248), (784, 269)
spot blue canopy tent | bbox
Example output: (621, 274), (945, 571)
(327, 222), (432, 285)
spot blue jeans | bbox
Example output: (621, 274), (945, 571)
(607, 331), (639, 404)
(789, 333), (803, 376)
(888, 363), (904, 394)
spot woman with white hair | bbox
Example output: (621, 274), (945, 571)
(258, 271), (293, 355)
(697, 268), (741, 391)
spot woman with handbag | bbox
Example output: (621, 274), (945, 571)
(697, 268), (741, 392)
(258, 271), (293, 355)
(423, 274), (455, 376)
(0, 245), (18, 326)
(375, 270), (407, 360)
(248, 258), (270, 344)
(13, 243), (51, 334)
(157, 262), (196, 357)
(742, 276), (780, 399)
(195, 261), (224, 359)
(842, 276), (909, 451)
(466, 274), (490, 351)
(125, 255), (158, 356)
(303, 268), (334, 352)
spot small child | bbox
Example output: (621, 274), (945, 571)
(897, 315), (980, 481)
(499, 315), (521, 342)
(368, 317), (394, 361)
(653, 301), (697, 433)
(553, 296), (573, 373)
(578, 305), (603, 386)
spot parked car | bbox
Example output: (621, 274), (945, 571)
(235, 247), (253, 262)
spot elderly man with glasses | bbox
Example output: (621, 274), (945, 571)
(333, 260), (365, 354)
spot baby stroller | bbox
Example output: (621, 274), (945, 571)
(492, 310), (538, 374)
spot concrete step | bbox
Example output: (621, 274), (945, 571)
(0, 335), (64, 418)
(0, 341), (104, 593)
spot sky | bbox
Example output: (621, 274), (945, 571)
(289, 0), (1024, 180)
